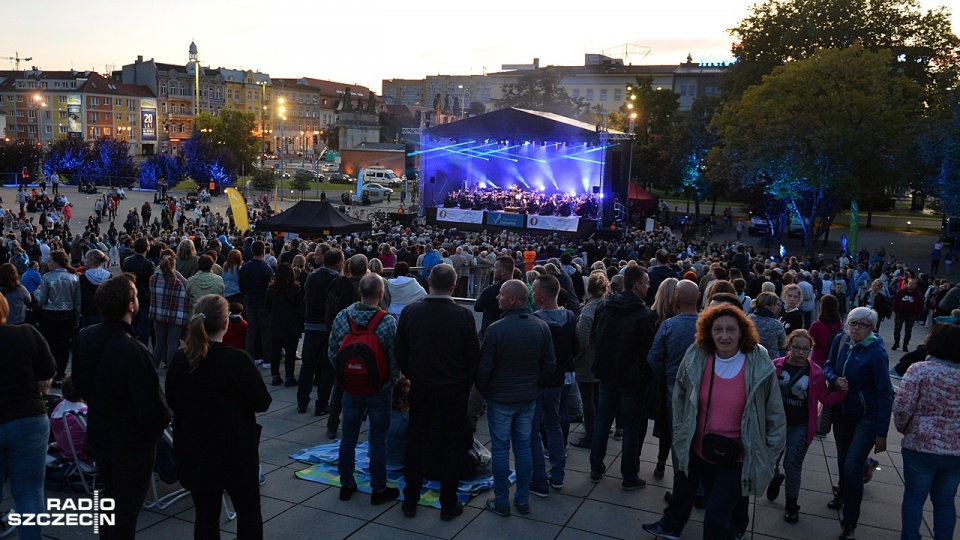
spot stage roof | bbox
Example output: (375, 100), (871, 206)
(425, 108), (624, 144)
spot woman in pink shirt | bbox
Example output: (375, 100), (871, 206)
(643, 304), (786, 540)
(894, 323), (960, 540)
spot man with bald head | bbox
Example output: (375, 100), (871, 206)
(327, 273), (400, 505)
(476, 279), (555, 516)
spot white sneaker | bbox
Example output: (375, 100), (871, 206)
(261, 363), (271, 369)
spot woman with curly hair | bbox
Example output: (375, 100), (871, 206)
(643, 304), (786, 540)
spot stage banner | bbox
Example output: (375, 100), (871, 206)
(436, 208), (484, 224)
(526, 215), (580, 233)
(224, 187), (250, 232)
(486, 212), (525, 229)
(141, 99), (157, 142)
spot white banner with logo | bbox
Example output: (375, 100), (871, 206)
(526, 215), (580, 232)
(436, 208), (484, 224)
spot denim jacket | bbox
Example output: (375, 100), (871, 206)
(36, 268), (81, 320)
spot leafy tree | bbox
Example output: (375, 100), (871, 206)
(726, 0), (960, 97)
(194, 110), (259, 171)
(87, 136), (137, 186)
(43, 137), (90, 182)
(675, 95), (723, 216)
(933, 99), (960, 214)
(468, 101), (486, 117)
(494, 68), (588, 118)
(379, 111), (418, 143)
(249, 168), (276, 194)
(710, 45), (924, 253)
(0, 140), (42, 183)
(182, 130), (217, 184)
(138, 154), (185, 190)
(290, 171), (313, 199)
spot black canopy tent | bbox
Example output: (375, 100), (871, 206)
(425, 107), (611, 143)
(255, 200), (372, 236)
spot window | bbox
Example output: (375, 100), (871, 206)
(247, 91), (252, 100)
(58, 125), (67, 134)
(614, 89), (622, 101)
(128, 99), (135, 109)
(16, 110), (24, 117)
(27, 110), (36, 119)
(216, 88), (222, 99)
(5, 95), (12, 101)
(312, 97), (317, 105)
(585, 89), (594, 101)
(17, 125), (24, 132)
(160, 83), (166, 95)
(89, 97), (99, 106)
(161, 102), (167, 114)
(58, 96), (67, 104)
(44, 111), (51, 119)
(599, 89), (607, 101)
(227, 89), (232, 99)
(116, 98), (123, 106)
(89, 112), (99, 122)
(571, 89), (580, 99)
(58, 111), (68, 119)
(180, 104), (186, 114)
(28, 125), (37, 133)
(44, 125), (52, 134)
(16, 95), (24, 102)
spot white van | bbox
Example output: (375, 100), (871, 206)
(363, 167), (402, 188)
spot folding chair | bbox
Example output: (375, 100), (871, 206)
(61, 411), (100, 494)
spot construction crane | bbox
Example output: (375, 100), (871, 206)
(0, 52), (32, 71)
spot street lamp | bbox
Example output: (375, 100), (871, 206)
(32, 94), (47, 146)
(278, 94), (286, 200)
(457, 84), (466, 119)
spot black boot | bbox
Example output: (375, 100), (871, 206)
(785, 496), (800, 523)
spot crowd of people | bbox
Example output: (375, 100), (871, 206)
(2, 184), (960, 540)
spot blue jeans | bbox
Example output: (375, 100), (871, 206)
(901, 447), (960, 540)
(153, 321), (182, 368)
(0, 415), (50, 540)
(487, 400), (535, 507)
(339, 384), (393, 491)
(833, 413), (878, 528)
(590, 382), (644, 482)
(531, 386), (566, 489)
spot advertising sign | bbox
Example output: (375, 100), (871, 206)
(67, 95), (82, 134)
(141, 99), (157, 142)
(485, 212), (525, 229)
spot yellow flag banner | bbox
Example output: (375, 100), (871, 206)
(224, 187), (250, 232)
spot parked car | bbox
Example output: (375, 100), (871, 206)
(363, 167), (403, 188)
(748, 215), (770, 236)
(294, 169), (324, 180)
(352, 182), (393, 203)
(328, 173), (353, 184)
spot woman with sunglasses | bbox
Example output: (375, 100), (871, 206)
(823, 307), (894, 540)
(767, 329), (847, 524)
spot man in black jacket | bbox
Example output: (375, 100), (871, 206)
(395, 263), (480, 520)
(297, 247), (343, 414)
(73, 274), (171, 539)
(589, 265), (656, 490)
(645, 249), (681, 306)
(121, 237), (155, 345)
(239, 240), (274, 363)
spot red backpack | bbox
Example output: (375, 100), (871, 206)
(335, 310), (389, 396)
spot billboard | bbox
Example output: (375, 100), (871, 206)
(141, 98), (157, 142)
(67, 95), (82, 134)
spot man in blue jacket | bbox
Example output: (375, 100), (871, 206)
(476, 279), (555, 517)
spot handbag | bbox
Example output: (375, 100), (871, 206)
(700, 356), (743, 466)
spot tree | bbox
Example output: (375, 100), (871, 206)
(249, 168), (276, 194)
(468, 101), (486, 117)
(0, 140), (42, 182)
(726, 0), (960, 97)
(710, 45), (924, 253)
(933, 99), (960, 214)
(44, 137), (90, 182)
(494, 68), (588, 118)
(674, 95), (723, 216)
(87, 136), (137, 186)
(138, 154), (185, 190)
(290, 171), (313, 200)
(194, 110), (259, 172)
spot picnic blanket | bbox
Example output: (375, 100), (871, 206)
(291, 441), (509, 509)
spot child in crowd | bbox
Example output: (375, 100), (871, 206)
(223, 302), (248, 350)
(51, 376), (94, 469)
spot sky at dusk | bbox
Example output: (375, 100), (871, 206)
(4, 0), (957, 92)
